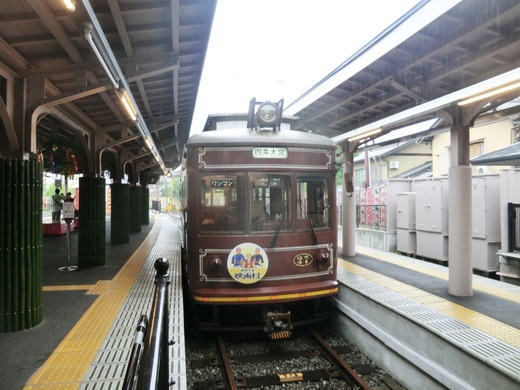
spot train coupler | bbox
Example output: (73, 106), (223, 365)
(264, 311), (293, 339)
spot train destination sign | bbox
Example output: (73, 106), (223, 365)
(211, 179), (234, 187)
(252, 147), (288, 159)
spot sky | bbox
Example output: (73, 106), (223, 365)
(189, 0), (421, 135)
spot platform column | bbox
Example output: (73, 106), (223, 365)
(141, 186), (150, 225)
(111, 182), (130, 244)
(448, 125), (472, 296)
(0, 158), (43, 332)
(129, 185), (142, 232)
(341, 146), (356, 257)
(78, 176), (106, 267)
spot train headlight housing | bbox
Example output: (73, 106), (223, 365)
(210, 255), (222, 271)
(247, 98), (284, 131)
(256, 102), (278, 125)
(317, 250), (330, 266)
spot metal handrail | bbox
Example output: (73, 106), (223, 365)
(123, 258), (173, 389)
(122, 315), (148, 390)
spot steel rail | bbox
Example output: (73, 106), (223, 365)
(307, 328), (372, 390)
(216, 335), (238, 390)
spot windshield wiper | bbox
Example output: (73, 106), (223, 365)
(300, 199), (318, 246)
(268, 200), (286, 249)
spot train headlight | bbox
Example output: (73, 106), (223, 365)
(317, 250), (330, 266)
(256, 102), (279, 125)
(247, 98), (284, 131)
(210, 255), (222, 271)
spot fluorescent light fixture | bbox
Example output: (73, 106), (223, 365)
(136, 121), (146, 137)
(82, 1), (169, 175)
(458, 81), (520, 106)
(63, 0), (75, 12)
(144, 137), (153, 150)
(118, 89), (137, 121)
(372, 118), (438, 144)
(84, 29), (119, 89)
(348, 128), (381, 142)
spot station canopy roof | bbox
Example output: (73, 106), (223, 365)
(0, 0), (216, 180)
(1, 0), (519, 179)
(286, 0), (520, 153)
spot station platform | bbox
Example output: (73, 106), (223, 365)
(0, 214), (185, 390)
(337, 245), (520, 388)
(2, 218), (520, 389)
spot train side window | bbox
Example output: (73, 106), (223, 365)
(200, 175), (244, 232)
(297, 177), (330, 229)
(250, 174), (290, 232)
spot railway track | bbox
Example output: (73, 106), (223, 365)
(187, 327), (383, 389)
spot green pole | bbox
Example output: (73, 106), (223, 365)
(78, 176), (106, 267)
(111, 183), (129, 244)
(129, 186), (142, 232)
(141, 187), (149, 225)
(0, 159), (43, 332)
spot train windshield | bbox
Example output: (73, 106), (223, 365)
(198, 173), (331, 233)
(250, 174), (290, 232)
(297, 176), (331, 229)
(200, 175), (244, 232)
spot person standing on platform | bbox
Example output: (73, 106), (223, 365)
(51, 188), (65, 222)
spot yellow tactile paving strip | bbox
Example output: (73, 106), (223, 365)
(24, 218), (162, 390)
(339, 258), (520, 349)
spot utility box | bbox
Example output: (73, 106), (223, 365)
(414, 179), (449, 262)
(386, 180), (413, 233)
(396, 192), (416, 230)
(415, 179), (449, 234)
(396, 192), (416, 255)
(471, 175), (501, 272)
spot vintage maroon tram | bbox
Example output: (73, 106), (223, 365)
(181, 99), (338, 336)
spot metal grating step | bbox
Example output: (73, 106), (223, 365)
(493, 356), (520, 379)
(425, 318), (471, 333)
(468, 340), (520, 358)
(447, 328), (493, 344)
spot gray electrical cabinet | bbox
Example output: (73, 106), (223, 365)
(471, 175), (501, 272)
(396, 192), (416, 254)
(415, 179), (449, 262)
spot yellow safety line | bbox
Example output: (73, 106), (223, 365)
(340, 259), (520, 349)
(24, 217), (162, 390)
(355, 246), (520, 304)
(43, 285), (93, 292)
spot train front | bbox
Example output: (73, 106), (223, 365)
(181, 99), (338, 337)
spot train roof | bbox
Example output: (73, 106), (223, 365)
(185, 129), (336, 149)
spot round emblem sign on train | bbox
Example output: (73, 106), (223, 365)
(227, 243), (269, 284)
